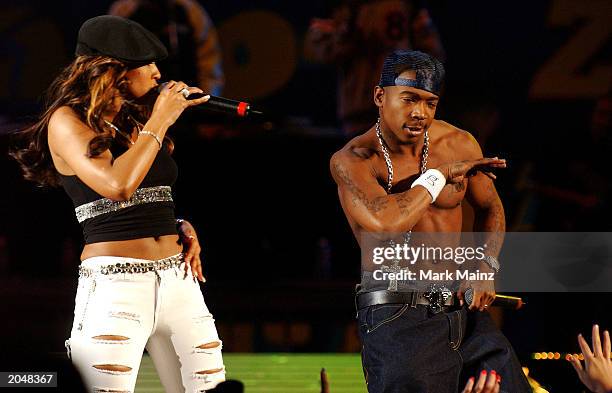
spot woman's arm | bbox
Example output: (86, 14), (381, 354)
(48, 81), (209, 200)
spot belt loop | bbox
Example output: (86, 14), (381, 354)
(410, 291), (418, 308)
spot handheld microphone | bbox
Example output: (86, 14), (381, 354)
(464, 288), (525, 310)
(156, 83), (263, 118)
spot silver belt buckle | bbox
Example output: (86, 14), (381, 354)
(423, 284), (452, 314)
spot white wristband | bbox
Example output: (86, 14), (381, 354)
(410, 169), (446, 203)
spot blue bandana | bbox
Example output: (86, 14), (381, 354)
(379, 50), (444, 96)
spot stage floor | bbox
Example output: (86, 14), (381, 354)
(135, 353), (367, 392)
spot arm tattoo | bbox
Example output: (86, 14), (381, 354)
(473, 186), (505, 257)
(393, 193), (413, 215)
(333, 161), (388, 213)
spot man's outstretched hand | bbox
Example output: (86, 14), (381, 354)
(438, 157), (507, 183)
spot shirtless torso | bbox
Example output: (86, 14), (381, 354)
(334, 119), (476, 243)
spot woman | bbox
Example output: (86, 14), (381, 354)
(10, 15), (225, 392)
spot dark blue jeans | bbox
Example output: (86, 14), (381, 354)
(357, 304), (532, 393)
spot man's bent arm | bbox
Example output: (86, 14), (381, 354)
(330, 152), (432, 233)
(467, 172), (506, 258)
(462, 137), (503, 309)
(457, 132), (506, 258)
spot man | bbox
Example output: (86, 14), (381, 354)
(330, 50), (531, 392)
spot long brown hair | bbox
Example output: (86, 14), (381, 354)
(10, 55), (170, 187)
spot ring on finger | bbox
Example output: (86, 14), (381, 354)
(179, 88), (190, 99)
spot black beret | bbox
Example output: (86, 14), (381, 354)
(75, 15), (167, 66)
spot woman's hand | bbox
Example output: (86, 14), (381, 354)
(176, 219), (205, 282)
(569, 324), (612, 393)
(150, 80), (210, 129)
(462, 370), (501, 393)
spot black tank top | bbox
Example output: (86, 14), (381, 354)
(60, 146), (179, 244)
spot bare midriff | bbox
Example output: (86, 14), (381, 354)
(81, 234), (182, 261)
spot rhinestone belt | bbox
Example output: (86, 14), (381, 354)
(78, 253), (184, 277)
(74, 186), (173, 223)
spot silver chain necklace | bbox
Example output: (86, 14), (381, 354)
(375, 118), (430, 285)
(375, 118), (429, 194)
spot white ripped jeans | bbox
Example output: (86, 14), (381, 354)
(65, 254), (225, 393)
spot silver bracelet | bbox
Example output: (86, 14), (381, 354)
(139, 130), (162, 150)
(483, 255), (500, 273)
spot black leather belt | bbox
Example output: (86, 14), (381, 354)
(356, 288), (459, 314)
